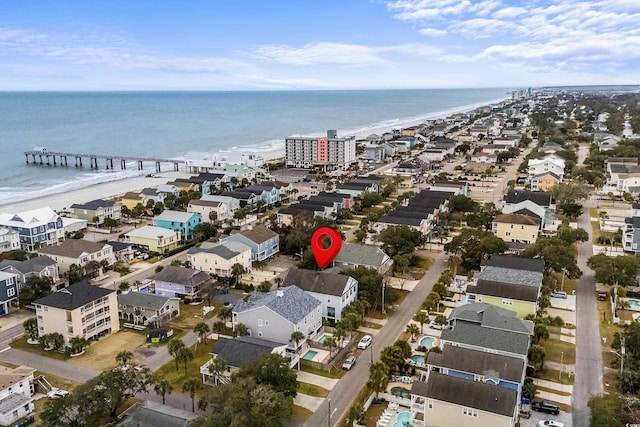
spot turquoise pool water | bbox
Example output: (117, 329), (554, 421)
(411, 354), (425, 364)
(393, 411), (411, 427)
(318, 334), (331, 344)
(303, 350), (318, 360)
(627, 298), (640, 307)
(419, 336), (436, 348)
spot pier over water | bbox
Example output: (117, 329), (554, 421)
(23, 149), (184, 173)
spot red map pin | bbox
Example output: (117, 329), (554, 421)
(311, 227), (343, 269)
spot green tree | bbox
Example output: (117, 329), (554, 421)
(208, 356), (228, 385)
(360, 191), (384, 208)
(194, 322), (211, 344)
(378, 225), (425, 257)
(67, 264), (86, 284)
(154, 379), (173, 405)
(238, 353), (298, 398)
(115, 350), (134, 367)
(444, 228), (508, 271)
(23, 318), (39, 342)
(168, 338), (186, 371)
(527, 344), (546, 372)
(19, 276), (53, 307)
(423, 291), (441, 313)
(588, 392), (640, 427)
(182, 378), (201, 412)
(367, 362), (390, 399)
(290, 330), (305, 353)
(413, 312), (429, 334)
(178, 346), (194, 374)
(522, 378), (537, 399)
(533, 324), (549, 344)
(235, 323), (250, 337)
(587, 253), (640, 287)
(406, 323), (419, 338)
(230, 263), (245, 284)
(523, 237), (582, 279)
(192, 222), (217, 241)
(434, 314), (447, 327)
(69, 336), (88, 354)
(256, 280), (272, 292)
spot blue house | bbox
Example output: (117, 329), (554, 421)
(0, 270), (19, 315)
(153, 210), (202, 240)
(223, 224), (279, 262)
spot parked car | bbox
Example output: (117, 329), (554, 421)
(551, 291), (568, 299)
(357, 335), (372, 349)
(532, 400), (560, 415)
(538, 421), (564, 427)
(47, 389), (69, 399)
(342, 355), (356, 370)
(429, 320), (444, 330)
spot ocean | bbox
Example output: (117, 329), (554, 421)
(0, 89), (509, 207)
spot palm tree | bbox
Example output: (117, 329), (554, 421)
(290, 330), (306, 353)
(406, 323), (420, 341)
(116, 350), (134, 367)
(230, 263), (245, 284)
(179, 347), (194, 374)
(168, 338), (186, 371)
(23, 318), (39, 342)
(213, 321), (226, 335)
(367, 362), (390, 399)
(69, 336), (88, 355)
(413, 312), (430, 334)
(234, 323), (250, 337)
(193, 322), (210, 344)
(154, 379), (173, 404)
(217, 306), (233, 326)
(324, 336), (337, 357)
(182, 379), (201, 412)
(208, 356), (227, 385)
(118, 281), (131, 293)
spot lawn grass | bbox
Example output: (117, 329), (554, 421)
(301, 363), (345, 379)
(298, 381), (330, 398)
(291, 405), (313, 422)
(154, 341), (213, 397)
(597, 299), (622, 349)
(539, 338), (576, 365)
(534, 368), (575, 385)
(549, 271), (576, 294)
(416, 255), (435, 271)
(536, 385), (571, 397)
(361, 400), (388, 427)
(9, 336), (69, 361)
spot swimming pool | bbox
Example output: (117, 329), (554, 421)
(411, 354), (425, 364)
(393, 411), (411, 427)
(419, 336), (436, 348)
(303, 350), (318, 360)
(318, 334), (332, 344)
(624, 298), (640, 311)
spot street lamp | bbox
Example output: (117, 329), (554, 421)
(610, 337), (626, 376)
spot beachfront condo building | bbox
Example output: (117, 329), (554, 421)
(0, 207), (64, 251)
(285, 130), (356, 171)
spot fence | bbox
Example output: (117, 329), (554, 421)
(301, 334), (358, 371)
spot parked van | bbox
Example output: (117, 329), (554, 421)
(532, 400), (560, 415)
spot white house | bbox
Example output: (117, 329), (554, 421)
(187, 241), (252, 277)
(282, 269), (358, 323)
(152, 265), (212, 299)
(0, 365), (36, 426)
(527, 154), (565, 182)
(37, 240), (115, 275)
(0, 207), (64, 251)
(0, 228), (20, 253)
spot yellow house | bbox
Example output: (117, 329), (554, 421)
(34, 281), (119, 346)
(187, 241), (252, 277)
(410, 373), (517, 427)
(467, 279), (539, 318)
(492, 213), (540, 244)
(124, 225), (180, 253)
(121, 192), (145, 210)
(530, 171), (561, 191)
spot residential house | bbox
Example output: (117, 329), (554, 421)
(466, 279), (540, 318)
(527, 154), (565, 182)
(410, 372), (517, 427)
(232, 285), (322, 349)
(70, 199), (122, 225)
(153, 210), (202, 240)
(105, 241), (135, 263)
(0, 255), (60, 289)
(124, 226), (180, 254)
(37, 240), (115, 275)
(439, 303), (533, 360)
(623, 203), (640, 253)
(196, 195), (240, 220)
(116, 401), (199, 427)
(364, 144), (386, 162)
(140, 188), (167, 206)
(0, 228), (20, 253)
(187, 199), (229, 223)
(480, 254), (545, 274)
(0, 365), (37, 426)
(200, 336), (293, 385)
(539, 141), (564, 154)
(152, 265), (212, 299)
(377, 190), (451, 235)
(502, 190), (556, 230)
(473, 264), (544, 289)
(0, 207), (64, 251)
(471, 152), (497, 164)
(187, 241), (252, 277)
(598, 135), (621, 152)
(336, 182), (377, 197)
(282, 269), (358, 323)
(333, 243), (393, 274)
(0, 270), (18, 315)
(61, 217), (88, 236)
(220, 190), (258, 208)
(432, 124), (447, 137)
(121, 192), (146, 210)
(607, 160), (640, 195)
(492, 213), (540, 244)
(530, 171), (561, 192)
(291, 180), (326, 198)
(224, 225), (279, 262)
(118, 292), (180, 326)
(391, 158), (430, 176)
(428, 181), (468, 196)
(34, 281), (119, 345)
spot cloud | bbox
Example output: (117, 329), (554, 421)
(419, 28), (448, 36)
(253, 42), (387, 65)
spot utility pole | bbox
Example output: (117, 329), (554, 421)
(559, 351), (563, 380)
(382, 280), (386, 314)
(327, 398), (331, 427)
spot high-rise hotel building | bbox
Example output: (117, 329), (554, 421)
(285, 130), (356, 171)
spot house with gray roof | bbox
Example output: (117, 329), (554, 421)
(440, 303), (533, 360)
(480, 254), (544, 273)
(473, 265), (543, 288)
(0, 255), (60, 288)
(282, 269), (358, 323)
(118, 292), (180, 326)
(117, 401), (199, 427)
(223, 224), (279, 262)
(37, 239), (115, 275)
(332, 243), (392, 274)
(466, 279), (540, 318)
(152, 265), (212, 299)
(232, 285), (322, 351)
(410, 372), (518, 427)
(70, 199), (122, 225)
(187, 241), (252, 277)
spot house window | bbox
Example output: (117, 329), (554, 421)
(502, 299), (513, 305)
(258, 319), (263, 327)
(7, 288), (15, 297)
(427, 399), (433, 409)
(462, 407), (478, 417)
(265, 320), (269, 326)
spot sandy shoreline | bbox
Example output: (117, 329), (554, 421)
(0, 97), (504, 215)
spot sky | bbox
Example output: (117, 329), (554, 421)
(0, 0), (638, 90)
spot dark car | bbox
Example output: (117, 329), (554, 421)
(532, 400), (560, 415)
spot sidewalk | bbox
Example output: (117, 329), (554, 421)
(296, 371), (339, 390)
(533, 378), (574, 394)
(0, 309), (34, 330)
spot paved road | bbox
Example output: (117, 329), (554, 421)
(572, 198), (604, 426)
(304, 252), (448, 427)
(0, 324), (24, 351)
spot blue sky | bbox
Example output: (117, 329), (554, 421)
(0, 0), (638, 90)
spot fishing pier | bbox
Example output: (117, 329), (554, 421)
(23, 149), (184, 173)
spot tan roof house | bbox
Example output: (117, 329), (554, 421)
(37, 240), (115, 275)
(0, 365), (37, 426)
(530, 171), (561, 192)
(492, 213), (540, 244)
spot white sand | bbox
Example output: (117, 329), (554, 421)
(1, 171), (193, 213)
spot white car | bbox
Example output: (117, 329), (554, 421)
(357, 335), (372, 349)
(342, 355), (356, 370)
(47, 389), (69, 399)
(538, 421), (564, 427)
